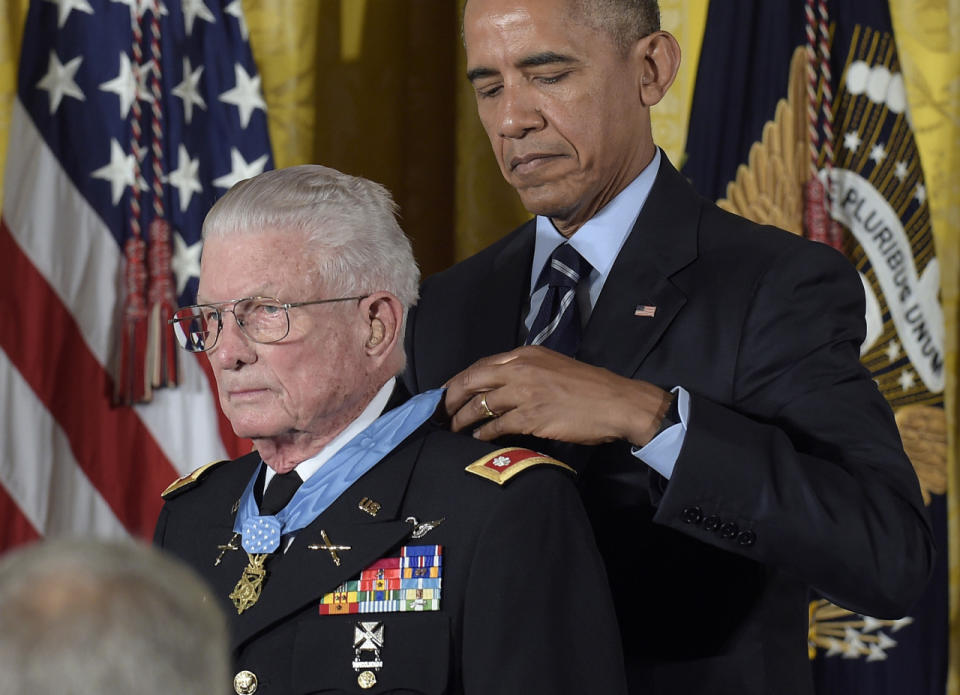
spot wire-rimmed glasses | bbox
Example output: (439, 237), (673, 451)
(169, 295), (366, 353)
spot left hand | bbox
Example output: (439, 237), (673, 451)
(443, 345), (672, 447)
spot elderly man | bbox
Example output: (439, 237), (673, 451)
(0, 539), (229, 695)
(154, 165), (626, 695)
(402, 1), (935, 693)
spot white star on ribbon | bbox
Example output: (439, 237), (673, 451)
(869, 143), (887, 164)
(44, 0), (94, 28)
(915, 183), (927, 205)
(91, 139), (136, 205)
(166, 144), (203, 213)
(181, 0), (215, 36)
(893, 160), (909, 181)
(36, 51), (85, 114)
(843, 131), (862, 152)
(885, 339), (901, 362)
(224, 0), (249, 40)
(219, 63), (267, 129)
(212, 147), (269, 190)
(898, 369), (916, 392)
(171, 56), (206, 124)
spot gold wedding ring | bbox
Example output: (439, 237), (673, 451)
(479, 394), (498, 419)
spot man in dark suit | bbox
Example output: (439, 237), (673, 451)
(154, 165), (627, 695)
(403, 0), (935, 693)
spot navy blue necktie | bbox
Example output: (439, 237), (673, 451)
(526, 244), (592, 356)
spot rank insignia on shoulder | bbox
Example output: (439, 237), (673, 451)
(161, 460), (229, 499)
(465, 448), (574, 485)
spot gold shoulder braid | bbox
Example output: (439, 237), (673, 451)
(161, 459), (229, 499)
(465, 447), (573, 485)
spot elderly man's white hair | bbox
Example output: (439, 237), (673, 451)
(0, 539), (229, 695)
(203, 165), (420, 312)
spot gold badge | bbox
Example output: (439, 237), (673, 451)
(229, 553), (268, 614)
(358, 497), (381, 516)
(357, 671), (377, 689)
(306, 529), (352, 567)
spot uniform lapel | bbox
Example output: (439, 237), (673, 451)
(577, 156), (699, 379)
(229, 431), (425, 648)
(203, 453), (261, 606)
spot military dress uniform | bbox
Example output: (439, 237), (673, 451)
(154, 419), (627, 695)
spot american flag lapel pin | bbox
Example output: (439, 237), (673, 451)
(634, 304), (657, 318)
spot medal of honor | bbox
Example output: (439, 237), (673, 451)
(230, 552), (269, 614)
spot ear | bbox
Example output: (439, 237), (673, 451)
(358, 292), (404, 362)
(633, 31), (681, 107)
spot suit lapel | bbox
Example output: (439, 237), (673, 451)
(228, 431), (425, 648)
(578, 156), (699, 379)
(462, 220), (535, 360)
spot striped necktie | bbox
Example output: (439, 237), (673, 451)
(526, 243), (592, 356)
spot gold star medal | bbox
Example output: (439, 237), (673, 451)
(230, 552), (269, 614)
(229, 516), (283, 614)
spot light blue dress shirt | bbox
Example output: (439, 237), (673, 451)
(522, 149), (688, 479)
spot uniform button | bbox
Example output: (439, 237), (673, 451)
(233, 670), (258, 695)
(720, 522), (739, 539)
(703, 516), (722, 532)
(357, 670), (377, 689)
(681, 506), (703, 524)
(737, 530), (757, 547)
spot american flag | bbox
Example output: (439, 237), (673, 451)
(0, 0), (272, 550)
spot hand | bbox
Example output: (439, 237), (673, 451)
(443, 346), (672, 447)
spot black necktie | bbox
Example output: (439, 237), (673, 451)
(526, 243), (592, 356)
(260, 469), (303, 516)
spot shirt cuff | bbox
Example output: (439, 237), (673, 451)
(630, 386), (689, 480)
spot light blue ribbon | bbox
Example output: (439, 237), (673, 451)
(234, 388), (444, 554)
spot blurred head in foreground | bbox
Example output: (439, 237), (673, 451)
(0, 538), (229, 695)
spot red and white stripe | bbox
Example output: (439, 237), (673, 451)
(0, 99), (244, 550)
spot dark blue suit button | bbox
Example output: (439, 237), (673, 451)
(681, 506), (703, 524)
(737, 530), (757, 547)
(703, 516), (722, 532)
(720, 522), (739, 539)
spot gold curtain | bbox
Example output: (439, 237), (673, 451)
(887, 5), (960, 692)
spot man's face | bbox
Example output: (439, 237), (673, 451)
(465, 0), (654, 233)
(197, 230), (371, 442)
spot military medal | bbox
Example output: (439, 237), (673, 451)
(229, 552), (269, 614)
(353, 621), (384, 689)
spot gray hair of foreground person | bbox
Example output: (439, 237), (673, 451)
(0, 538), (229, 695)
(202, 164), (420, 313)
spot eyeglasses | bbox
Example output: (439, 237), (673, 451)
(169, 296), (366, 353)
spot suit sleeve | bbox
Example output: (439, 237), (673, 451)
(654, 239), (934, 618)
(460, 470), (628, 695)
